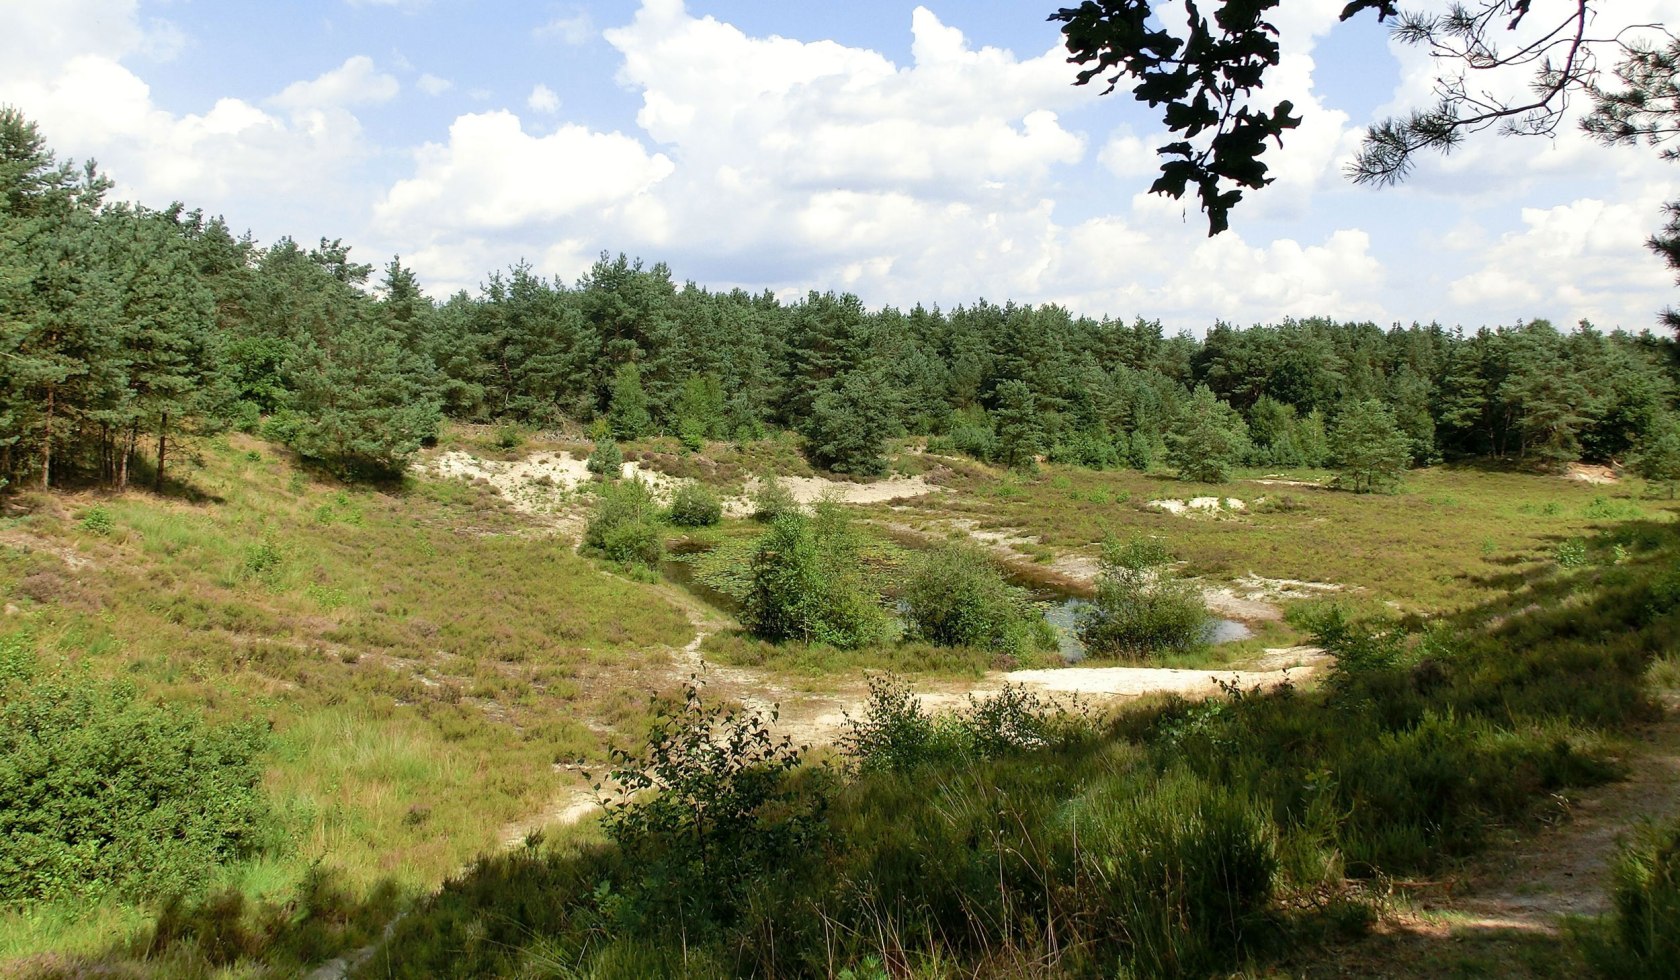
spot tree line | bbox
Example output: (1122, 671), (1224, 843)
(4, 106), (1678, 490)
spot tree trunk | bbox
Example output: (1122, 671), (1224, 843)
(118, 423), (133, 491)
(40, 386), (52, 490)
(155, 414), (167, 492)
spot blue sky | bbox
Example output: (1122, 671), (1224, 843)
(2, 0), (1675, 334)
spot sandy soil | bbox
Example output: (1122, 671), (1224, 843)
(1566, 462), (1619, 485)
(1149, 496), (1247, 516)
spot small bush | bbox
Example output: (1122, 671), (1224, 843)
(1078, 537), (1207, 658)
(900, 541), (1052, 655)
(751, 474), (798, 522)
(743, 511), (888, 649)
(599, 683), (827, 917)
(242, 538), (283, 582)
(587, 437), (624, 479)
(494, 424), (524, 450)
(0, 669), (275, 903)
(1557, 538), (1589, 569)
(79, 506), (115, 536)
(1582, 818), (1680, 978)
(584, 478), (664, 567)
(666, 482), (722, 527)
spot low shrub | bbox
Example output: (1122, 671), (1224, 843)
(78, 506), (115, 536)
(598, 684), (827, 923)
(900, 540), (1053, 655)
(666, 482), (722, 527)
(1064, 768), (1276, 976)
(583, 478), (663, 567)
(750, 474), (798, 522)
(1078, 537), (1207, 658)
(743, 510), (888, 649)
(586, 438), (623, 479)
(1582, 817), (1680, 978)
(0, 665), (275, 903)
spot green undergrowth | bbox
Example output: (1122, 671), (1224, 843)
(0, 434), (692, 966)
(282, 519), (1679, 979)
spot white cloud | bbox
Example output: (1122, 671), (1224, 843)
(534, 10), (594, 45)
(1448, 187), (1679, 329)
(270, 55), (399, 110)
(377, 110), (674, 233)
(527, 83), (560, 114)
(417, 73), (452, 96)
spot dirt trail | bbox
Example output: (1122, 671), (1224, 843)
(1448, 696), (1680, 928)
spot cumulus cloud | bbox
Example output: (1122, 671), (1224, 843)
(1447, 187), (1679, 329)
(534, 10), (594, 45)
(417, 73), (452, 96)
(270, 56), (399, 110)
(527, 83), (560, 114)
(377, 111), (673, 233)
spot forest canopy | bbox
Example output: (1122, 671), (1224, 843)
(2, 105), (1676, 490)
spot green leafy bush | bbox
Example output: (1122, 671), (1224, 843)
(584, 478), (663, 567)
(743, 510), (888, 649)
(900, 541), (1052, 655)
(598, 683), (827, 919)
(586, 438), (623, 479)
(1078, 537), (1207, 658)
(750, 474), (798, 522)
(78, 506), (115, 536)
(839, 675), (1090, 774)
(666, 482), (722, 527)
(0, 666), (275, 903)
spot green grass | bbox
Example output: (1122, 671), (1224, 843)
(892, 457), (1673, 614)
(0, 433), (693, 965)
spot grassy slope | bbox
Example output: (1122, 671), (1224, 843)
(0, 434), (692, 961)
(891, 451), (1661, 614)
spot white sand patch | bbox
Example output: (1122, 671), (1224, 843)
(1566, 463), (1618, 485)
(1202, 574), (1344, 621)
(1150, 496), (1245, 516)
(727, 474), (946, 516)
(426, 450), (592, 515)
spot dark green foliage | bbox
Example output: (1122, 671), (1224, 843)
(1582, 817), (1680, 977)
(1631, 417), (1680, 498)
(1167, 384), (1251, 483)
(583, 478), (663, 567)
(606, 362), (652, 440)
(803, 371), (900, 475)
(900, 540), (1052, 655)
(0, 659), (274, 903)
(1329, 398), (1411, 493)
(742, 510), (889, 649)
(990, 379), (1044, 470)
(1065, 769), (1277, 977)
(598, 684), (826, 918)
(139, 866), (401, 974)
(665, 481), (722, 527)
(1049, 0), (1304, 235)
(585, 437), (623, 479)
(1079, 537), (1207, 658)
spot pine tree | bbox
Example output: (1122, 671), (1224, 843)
(1329, 399), (1411, 493)
(1165, 385), (1251, 483)
(1631, 417), (1680, 499)
(990, 379), (1044, 470)
(607, 362), (653, 440)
